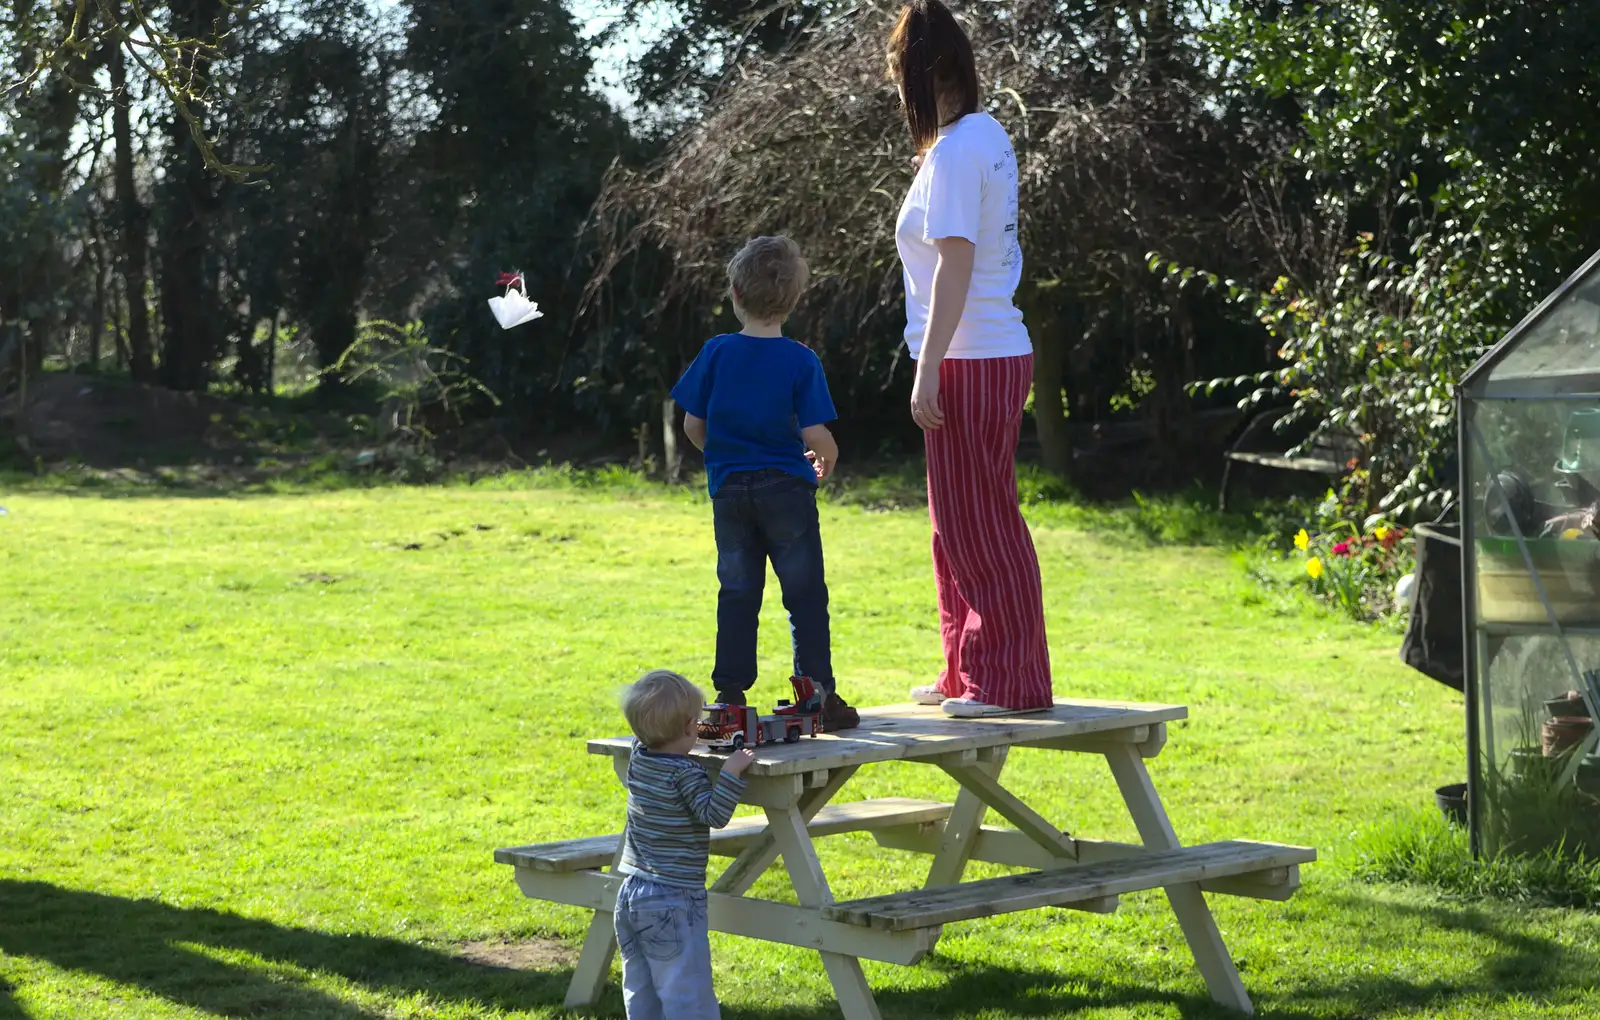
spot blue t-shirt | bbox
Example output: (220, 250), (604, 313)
(671, 333), (837, 496)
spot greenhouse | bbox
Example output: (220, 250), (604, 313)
(1460, 247), (1600, 856)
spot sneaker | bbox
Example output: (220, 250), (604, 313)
(909, 684), (944, 706)
(941, 697), (1011, 718)
(713, 689), (747, 706)
(820, 693), (860, 731)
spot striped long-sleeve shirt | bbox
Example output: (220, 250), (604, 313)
(617, 740), (748, 888)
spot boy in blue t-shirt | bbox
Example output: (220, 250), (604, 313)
(671, 236), (859, 731)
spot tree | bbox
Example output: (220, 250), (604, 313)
(397, 0), (632, 419)
(2, 1), (97, 400)
(587, 1), (1284, 481)
(105, 0), (154, 381)
(225, 1), (393, 394)
(5, 0), (271, 181)
(606, 0), (830, 117)
(153, 0), (230, 391)
(1184, 0), (1600, 515)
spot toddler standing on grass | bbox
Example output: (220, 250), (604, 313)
(615, 669), (754, 1019)
(672, 235), (859, 731)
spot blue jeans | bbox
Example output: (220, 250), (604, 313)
(710, 469), (833, 699)
(614, 875), (718, 1020)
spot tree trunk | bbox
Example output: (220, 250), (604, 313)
(157, 0), (225, 392)
(12, 327), (28, 452)
(1033, 331), (1071, 481)
(661, 393), (681, 483)
(157, 141), (217, 391)
(1149, 289), (1198, 473)
(308, 102), (377, 395)
(89, 236), (105, 370)
(265, 311), (279, 395)
(110, 267), (130, 370)
(108, 10), (154, 383)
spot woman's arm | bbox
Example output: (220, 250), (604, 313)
(911, 236), (976, 431)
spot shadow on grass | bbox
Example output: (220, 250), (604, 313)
(0, 879), (1229, 1020)
(0, 880), (568, 1018)
(7, 881), (1582, 1019)
(731, 890), (1598, 1020)
(727, 961), (1226, 1020)
(1250, 892), (1600, 1019)
(0, 981), (25, 1020)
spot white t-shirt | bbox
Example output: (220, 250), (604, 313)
(895, 112), (1031, 360)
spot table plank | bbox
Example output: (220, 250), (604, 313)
(588, 698), (1187, 776)
(495, 797), (952, 872)
(823, 840), (1316, 931)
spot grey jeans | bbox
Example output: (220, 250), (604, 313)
(614, 874), (719, 1019)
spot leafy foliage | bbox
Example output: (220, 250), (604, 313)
(327, 319), (499, 446)
(9, 0), (1600, 499)
(1176, 0), (1600, 518)
(1290, 494), (1408, 619)
(586, 1), (1289, 469)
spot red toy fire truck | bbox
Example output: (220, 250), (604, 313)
(699, 675), (824, 752)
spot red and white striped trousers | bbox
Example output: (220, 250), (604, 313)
(925, 354), (1053, 709)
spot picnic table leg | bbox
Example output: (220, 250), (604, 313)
(564, 822), (626, 1009)
(767, 801), (883, 1020)
(938, 751), (1079, 865)
(1104, 743), (1254, 1015)
(563, 753), (635, 1009)
(712, 766), (856, 896)
(924, 747), (1008, 888)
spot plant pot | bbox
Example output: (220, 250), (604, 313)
(1510, 746), (1555, 780)
(1434, 782), (1467, 827)
(1545, 692), (1592, 719)
(1543, 715), (1595, 757)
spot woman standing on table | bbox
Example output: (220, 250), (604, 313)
(888, 0), (1052, 718)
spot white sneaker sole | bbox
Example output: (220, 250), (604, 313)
(909, 685), (945, 706)
(941, 698), (1053, 719)
(941, 698), (1011, 718)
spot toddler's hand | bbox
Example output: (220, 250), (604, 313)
(724, 748), (756, 777)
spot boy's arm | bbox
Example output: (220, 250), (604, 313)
(670, 343), (714, 451)
(801, 424), (838, 481)
(683, 413), (707, 451)
(796, 351), (839, 480)
(674, 763), (746, 829)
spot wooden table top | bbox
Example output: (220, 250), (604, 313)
(588, 698), (1187, 776)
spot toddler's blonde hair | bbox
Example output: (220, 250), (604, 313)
(727, 235), (809, 322)
(622, 669), (705, 748)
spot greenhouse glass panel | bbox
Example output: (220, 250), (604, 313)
(1460, 249), (1600, 857)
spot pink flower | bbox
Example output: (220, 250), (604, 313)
(1332, 541), (1353, 557)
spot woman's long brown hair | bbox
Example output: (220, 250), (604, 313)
(886, 0), (980, 153)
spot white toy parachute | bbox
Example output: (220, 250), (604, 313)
(488, 271), (544, 330)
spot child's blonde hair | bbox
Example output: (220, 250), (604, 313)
(622, 669), (705, 748)
(728, 235), (809, 322)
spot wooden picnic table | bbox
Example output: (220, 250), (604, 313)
(496, 699), (1315, 1018)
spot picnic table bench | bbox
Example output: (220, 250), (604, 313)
(1218, 408), (1358, 511)
(496, 699), (1315, 1018)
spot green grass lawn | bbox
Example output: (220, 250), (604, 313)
(1, 476), (1596, 1019)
